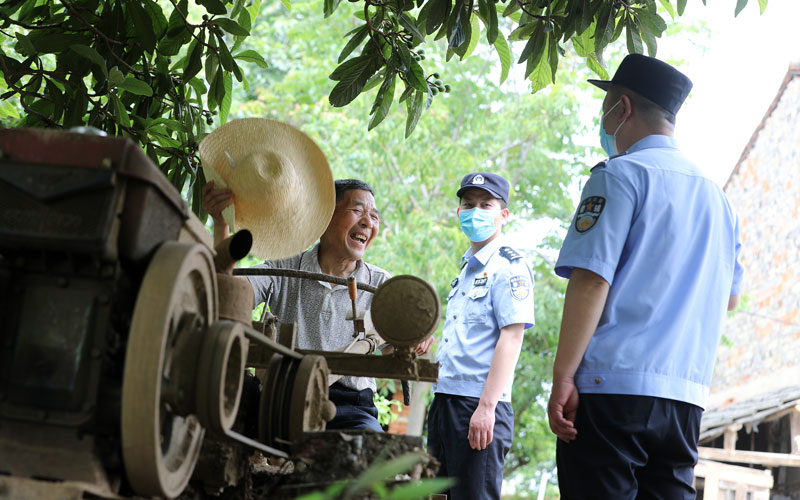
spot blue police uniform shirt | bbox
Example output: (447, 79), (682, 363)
(434, 236), (536, 402)
(555, 135), (744, 409)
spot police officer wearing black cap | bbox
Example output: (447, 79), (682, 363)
(427, 172), (535, 500)
(547, 54), (744, 498)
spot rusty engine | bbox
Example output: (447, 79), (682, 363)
(0, 128), (440, 499)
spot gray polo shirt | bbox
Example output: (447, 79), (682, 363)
(248, 243), (390, 392)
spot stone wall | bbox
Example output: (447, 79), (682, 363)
(709, 68), (800, 408)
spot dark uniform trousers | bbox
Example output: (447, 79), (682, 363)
(326, 382), (382, 432)
(427, 393), (514, 500)
(556, 394), (702, 500)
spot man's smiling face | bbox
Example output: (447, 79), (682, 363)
(319, 189), (380, 262)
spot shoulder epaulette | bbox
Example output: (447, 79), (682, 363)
(590, 160), (607, 172)
(499, 246), (522, 261)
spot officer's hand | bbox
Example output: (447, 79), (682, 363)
(547, 377), (579, 442)
(201, 181), (234, 225)
(468, 403), (495, 451)
(413, 336), (434, 356)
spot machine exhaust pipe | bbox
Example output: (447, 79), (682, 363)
(214, 229), (253, 274)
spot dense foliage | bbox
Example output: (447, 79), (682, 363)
(0, 0), (766, 215)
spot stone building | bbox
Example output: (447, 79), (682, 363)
(695, 62), (800, 499)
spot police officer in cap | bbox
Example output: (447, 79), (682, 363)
(427, 172), (535, 500)
(547, 54), (744, 498)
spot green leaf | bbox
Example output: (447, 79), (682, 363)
(14, 33), (36, 58)
(110, 94), (131, 128)
(128, 1), (156, 51)
(0, 99), (20, 120)
(117, 76), (154, 96)
(626, 18), (643, 54)
(216, 33), (236, 71)
(734, 0), (747, 16)
(640, 23), (658, 56)
(368, 73), (396, 130)
(399, 13), (425, 43)
(234, 49), (268, 68)
(280, 0), (291, 10)
(70, 44), (107, 77)
(328, 54), (383, 107)
(197, 0), (227, 15)
(405, 89), (425, 138)
(214, 17), (250, 36)
(493, 31), (511, 85)
(219, 71), (233, 124)
(658, 0), (676, 19)
(677, 0), (687, 14)
(547, 32), (558, 82)
(586, 52), (609, 80)
(397, 43), (429, 92)
(518, 21), (545, 65)
(338, 26), (368, 63)
(29, 33), (89, 54)
(529, 53), (552, 93)
(425, 0), (451, 35)
(183, 36), (204, 82)
(459, 14), (480, 60)
(108, 67), (125, 87)
(757, 0), (767, 14)
(324, 0), (341, 18)
(398, 85), (414, 103)
(486, 0), (498, 44)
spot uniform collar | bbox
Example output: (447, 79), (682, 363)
(462, 236), (505, 267)
(626, 135), (677, 154)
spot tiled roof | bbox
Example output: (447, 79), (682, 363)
(700, 385), (800, 443)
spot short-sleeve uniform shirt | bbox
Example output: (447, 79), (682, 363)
(434, 237), (536, 402)
(555, 135), (744, 408)
(248, 243), (391, 392)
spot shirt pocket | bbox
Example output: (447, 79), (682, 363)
(465, 286), (489, 323)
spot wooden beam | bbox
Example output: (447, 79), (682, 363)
(791, 405), (800, 455)
(724, 424), (742, 451)
(698, 446), (800, 468)
(694, 459), (774, 489)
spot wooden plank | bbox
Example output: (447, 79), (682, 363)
(698, 446), (800, 468)
(695, 459), (773, 489)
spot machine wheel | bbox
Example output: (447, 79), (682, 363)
(121, 242), (218, 498)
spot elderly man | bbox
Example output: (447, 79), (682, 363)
(547, 54), (743, 499)
(204, 178), (432, 431)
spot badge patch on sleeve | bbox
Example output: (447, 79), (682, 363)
(509, 276), (530, 301)
(575, 196), (606, 233)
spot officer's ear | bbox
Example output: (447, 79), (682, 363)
(500, 207), (510, 225)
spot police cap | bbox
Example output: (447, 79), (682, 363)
(456, 172), (509, 205)
(588, 54), (693, 115)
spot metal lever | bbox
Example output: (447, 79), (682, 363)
(347, 276), (362, 338)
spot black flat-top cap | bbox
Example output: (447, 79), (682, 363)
(456, 172), (510, 205)
(588, 54), (693, 115)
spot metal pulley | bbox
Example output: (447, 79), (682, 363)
(369, 275), (440, 347)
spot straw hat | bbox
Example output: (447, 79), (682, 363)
(198, 118), (335, 260)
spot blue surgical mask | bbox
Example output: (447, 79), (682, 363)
(599, 99), (626, 157)
(459, 207), (499, 242)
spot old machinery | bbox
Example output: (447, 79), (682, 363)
(0, 128), (440, 500)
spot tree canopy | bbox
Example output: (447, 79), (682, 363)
(0, 0), (768, 215)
